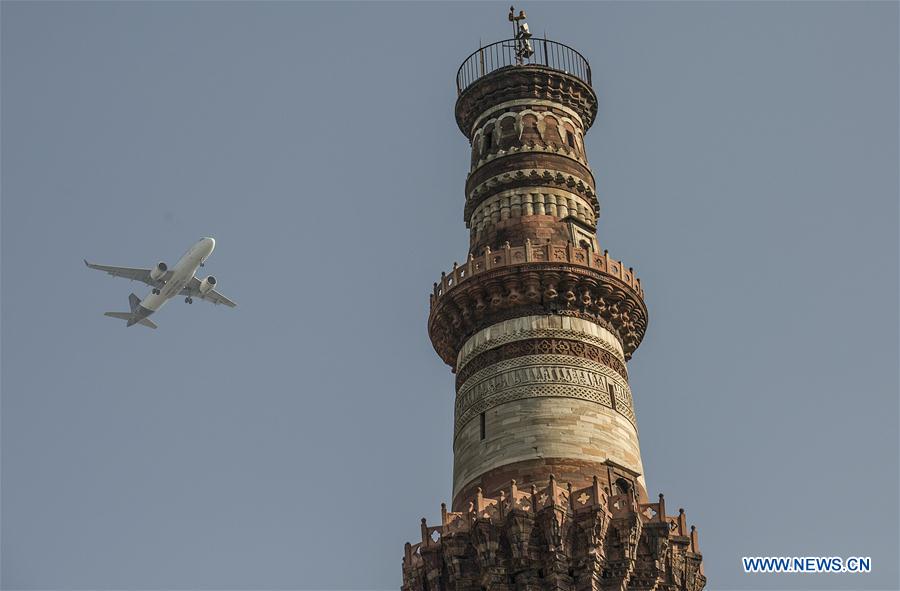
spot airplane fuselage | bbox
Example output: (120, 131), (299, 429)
(139, 237), (215, 315)
(87, 236), (235, 328)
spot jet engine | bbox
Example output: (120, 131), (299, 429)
(199, 276), (217, 294)
(149, 262), (168, 281)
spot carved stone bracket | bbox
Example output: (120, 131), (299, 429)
(428, 241), (647, 365)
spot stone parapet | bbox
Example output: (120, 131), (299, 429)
(432, 242), (643, 302)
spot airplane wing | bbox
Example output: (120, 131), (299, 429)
(181, 277), (237, 308)
(84, 260), (171, 287)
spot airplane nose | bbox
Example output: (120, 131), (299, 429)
(204, 237), (215, 252)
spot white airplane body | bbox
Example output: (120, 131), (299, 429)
(85, 237), (236, 329)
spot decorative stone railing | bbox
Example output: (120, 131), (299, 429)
(431, 240), (643, 305)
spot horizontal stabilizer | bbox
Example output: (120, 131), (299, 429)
(104, 312), (132, 321)
(103, 311), (157, 329)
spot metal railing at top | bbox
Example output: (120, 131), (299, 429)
(456, 38), (592, 95)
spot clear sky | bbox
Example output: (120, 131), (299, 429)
(2, 2), (897, 589)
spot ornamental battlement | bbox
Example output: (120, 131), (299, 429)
(403, 475), (705, 591)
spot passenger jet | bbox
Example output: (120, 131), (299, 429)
(85, 237), (236, 329)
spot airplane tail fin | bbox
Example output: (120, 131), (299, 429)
(128, 293), (141, 313)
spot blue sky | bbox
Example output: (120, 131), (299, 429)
(2, 2), (898, 589)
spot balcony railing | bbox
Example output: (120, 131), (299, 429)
(456, 38), (592, 95)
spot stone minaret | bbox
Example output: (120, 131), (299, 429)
(403, 18), (706, 591)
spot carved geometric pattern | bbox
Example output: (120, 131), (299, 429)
(613, 384), (637, 424)
(458, 325), (624, 371)
(457, 353), (629, 405)
(456, 337), (628, 388)
(433, 299), (640, 367)
(455, 383), (618, 437)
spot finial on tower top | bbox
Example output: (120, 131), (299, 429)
(508, 6), (534, 64)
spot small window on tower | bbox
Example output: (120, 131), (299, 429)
(483, 129), (493, 153)
(566, 130), (576, 148)
(480, 412), (486, 440)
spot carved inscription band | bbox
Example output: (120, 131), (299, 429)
(454, 355), (636, 437)
(455, 337), (628, 389)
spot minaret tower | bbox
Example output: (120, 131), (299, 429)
(403, 12), (706, 590)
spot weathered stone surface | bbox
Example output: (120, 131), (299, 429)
(453, 398), (645, 508)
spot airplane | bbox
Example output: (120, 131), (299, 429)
(85, 237), (236, 329)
